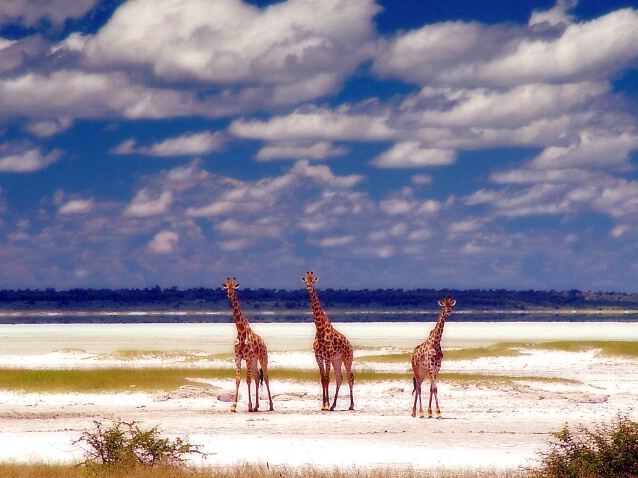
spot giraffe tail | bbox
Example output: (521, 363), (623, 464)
(259, 368), (264, 390)
(412, 376), (416, 395)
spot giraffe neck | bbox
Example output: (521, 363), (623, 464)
(309, 287), (330, 333)
(229, 292), (250, 335)
(429, 310), (447, 345)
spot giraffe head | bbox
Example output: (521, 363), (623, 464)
(222, 277), (240, 298)
(302, 271), (319, 291)
(437, 296), (456, 316)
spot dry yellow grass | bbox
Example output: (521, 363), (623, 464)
(0, 463), (528, 478)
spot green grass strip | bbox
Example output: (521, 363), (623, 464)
(438, 372), (576, 385)
(104, 350), (230, 362)
(532, 340), (638, 357)
(0, 367), (576, 393)
(0, 368), (233, 393)
(358, 340), (638, 363)
(357, 344), (522, 364)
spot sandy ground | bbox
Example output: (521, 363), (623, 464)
(0, 322), (636, 470)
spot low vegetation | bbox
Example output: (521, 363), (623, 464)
(530, 414), (638, 478)
(74, 419), (203, 470)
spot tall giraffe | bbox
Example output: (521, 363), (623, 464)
(302, 271), (354, 411)
(411, 296), (456, 418)
(223, 277), (273, 412)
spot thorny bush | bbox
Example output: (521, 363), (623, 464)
(532, 413), (638, 478)
(74, 419), (204, 470)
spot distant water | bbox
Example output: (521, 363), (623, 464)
(0, 309), (637, 324)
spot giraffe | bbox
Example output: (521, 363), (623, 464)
(411, 296), (456, 418)
(223, 277), (273, 413)
(302, 271), (354, 411)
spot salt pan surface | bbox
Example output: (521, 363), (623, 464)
(0, 322), (636, 470)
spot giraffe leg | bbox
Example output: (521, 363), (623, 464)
(315, 355), (329, 411)
(251, 362), (260, 412)
(411, 355), (426, 418)
(346, 361), (354, 410)
(432, 380), (441, 419)
(259, 357), (274, 411)
(231, 356), (241, 413)
(428, 380), (439, 418)
(330, 359), (343, 411)
(344, 352), (354, 411)
(246, 366), (254, 412)
(323, 362), (331, 411)
(252, 375), (260, 412)
(412, 377), (424, 418)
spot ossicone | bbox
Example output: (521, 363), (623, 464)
(302, 271), (319, 283)
(223, 277), (239, 289)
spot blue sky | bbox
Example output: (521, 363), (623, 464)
(1, 0), (637, 291)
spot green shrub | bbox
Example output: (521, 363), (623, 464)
(532, 414), (638, 478)
(74, 419), (204, 470)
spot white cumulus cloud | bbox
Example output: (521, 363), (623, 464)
(0, 0), (98, 26)
(113, 132), (226, 157)
(124, 190), (174, 217)
(374, 8), (638, 87)
(529, 0), (577, 28)
(84, 0), (379, 99)
(229, 105), (395, 142)
(26, 118), (73, 138)
(371, 142), (456, 168)
(58, 198), (94, 215)
(0, 148), (62, 172)
(147, 231), (179, 254)
(256, 142), (347, 161)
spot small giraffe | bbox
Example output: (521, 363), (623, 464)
(411, 296), (456, 418)
(223, 277), (273, 412)
(302, 271), (354, 411)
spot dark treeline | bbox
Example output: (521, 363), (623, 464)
(1, 286), (637, 312)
